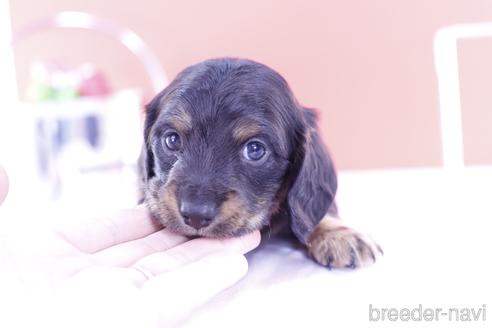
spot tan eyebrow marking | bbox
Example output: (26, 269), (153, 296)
(169, 107), (192, 134)
(232, 119), (261, 143)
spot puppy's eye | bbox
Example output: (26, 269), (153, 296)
(243, 141), (266, 161)
(164, 132), (182, 151)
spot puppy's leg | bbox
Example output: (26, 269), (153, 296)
(307, 215), (382, 269)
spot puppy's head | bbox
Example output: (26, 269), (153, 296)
(142, 58), (336, 239)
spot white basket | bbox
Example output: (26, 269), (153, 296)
(19, 89), (143, 205)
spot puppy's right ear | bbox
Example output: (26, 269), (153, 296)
(140, 91), (166, 181)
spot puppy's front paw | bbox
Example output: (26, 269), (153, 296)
(307, 216), (382, 269)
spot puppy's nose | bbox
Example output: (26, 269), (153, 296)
(179, 199), (218, 229)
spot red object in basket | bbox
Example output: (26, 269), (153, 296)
(78, 68), (110, 97)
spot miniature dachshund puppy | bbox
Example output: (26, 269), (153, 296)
(139, 58), (381, 269)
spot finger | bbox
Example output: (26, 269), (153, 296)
(140, 252), (249, 326)
(0, 164), (9, 206)
(129, 230), (260, 284)
(55, 206), (161, 253)
(92, 228), (189, 266)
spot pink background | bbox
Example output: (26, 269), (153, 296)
(9, 0), (492, 170)
(459, 39), (492, 166)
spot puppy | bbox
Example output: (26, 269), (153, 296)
(139, 58), (381, 269)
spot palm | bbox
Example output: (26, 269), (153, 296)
(0, 165), (259, 327)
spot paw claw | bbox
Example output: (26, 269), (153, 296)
(376, 244), (384, 256)
(345, 248), (356, 269)
(370, 251), (376, 263)
(327, 255), (334, 270)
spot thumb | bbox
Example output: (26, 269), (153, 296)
(0, 164), (9, 206)
(141, 252), (248, 326)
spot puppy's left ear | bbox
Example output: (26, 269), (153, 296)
(287, 108), (338, 244)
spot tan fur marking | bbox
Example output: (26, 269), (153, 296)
(307, 215), (382, 269)
(160, 183), (180, 215)
(232, 121), (261, 143)
(219, 193), (247, 218)
(170, 109), (192, 134)
(216, 192), (266, 231)
(218, 192), (252, 225)
(145, 180), (179, 222)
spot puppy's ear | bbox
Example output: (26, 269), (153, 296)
(287, 107), (338, 244)
(140, 91), (166, 181)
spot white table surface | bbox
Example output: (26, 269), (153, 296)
(184, 167), (492, 327)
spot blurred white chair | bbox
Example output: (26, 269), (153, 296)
(434, 22), (492, 169)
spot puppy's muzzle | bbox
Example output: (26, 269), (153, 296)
(179, 194), (219, 230)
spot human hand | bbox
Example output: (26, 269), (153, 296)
(0, 164), (260, 327)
